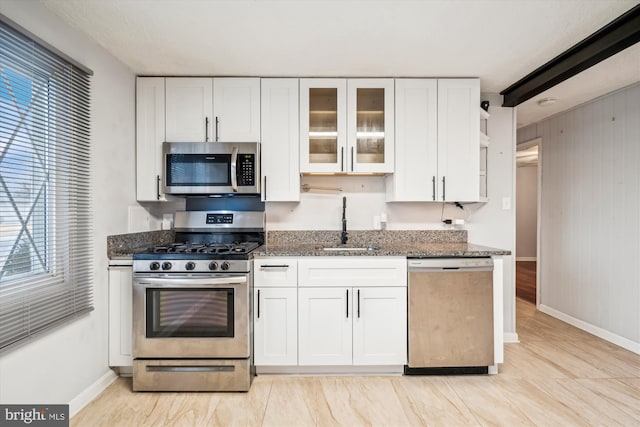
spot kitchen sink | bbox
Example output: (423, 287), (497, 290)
(321, 245), (381, 252)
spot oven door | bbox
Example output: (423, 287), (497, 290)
(132, 274), (249, 358)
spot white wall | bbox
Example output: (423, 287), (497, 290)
(0, 1), (136, 411)
(268, 93), (518, 341)
(518, 83), (640, 353)
(516, 165), (537, 259)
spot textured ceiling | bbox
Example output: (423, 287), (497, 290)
(40, 0), (640, 128)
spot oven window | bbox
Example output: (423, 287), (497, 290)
(166, 154), (231, 186)
(146, 288), (234, 338)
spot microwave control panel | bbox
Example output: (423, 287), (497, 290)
(237, 154), (255, 186)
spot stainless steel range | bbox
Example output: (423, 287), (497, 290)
(132, 209), (264, 392)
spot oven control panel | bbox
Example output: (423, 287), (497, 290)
(206, 213), (233, 224)
(133, 259), (250, 274)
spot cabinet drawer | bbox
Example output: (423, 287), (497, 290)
(254, 258), (298, 286)
(298, 257), (406, 287)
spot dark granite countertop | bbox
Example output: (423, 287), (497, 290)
(257, 230), (509, 257)
(254, 241), (509, 257)
(107, 230), (174, 259)
(107, 229), (510, 260)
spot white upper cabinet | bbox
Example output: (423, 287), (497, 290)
(213, 78), (260, 142)
(347, 79), (394, 173)
(387, 79), (438, 201)
(165, 77), (260, 143)
(136, 77), (169, 201)
(260, 79), (300, 201)
(165, 77), (213, 142)
(437, 79), (480, 202)
(300, 79), (347, 173)
(387, 78), (480, 202)
(300, 78), (394, 174)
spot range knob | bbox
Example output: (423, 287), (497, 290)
(208, 261), (218, 271)
(220, 261), (230, 271)
(161, 262), (172, 271)
(149, 262), (160, 271)
(185, 262), (196, 271)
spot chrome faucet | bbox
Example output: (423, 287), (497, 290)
(341, 196), (348, 245)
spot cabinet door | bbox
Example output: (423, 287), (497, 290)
(108, 266), (133, 367)
(300, 79), (347, 173)
(298, 287), (352, 365)
(165, 77), (213, 142)
(136, 77), (167, 201)
(437, 79), (480, 202)
(213, 78), (260, 142)
(347, 79), (394, 173)
(254, 288), (298, 365)
(260, 79), (300, 201)
(353, 287), (407, 365)
(387, 79), (438, 201)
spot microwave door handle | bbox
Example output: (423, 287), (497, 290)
(231, 146), (239, 192)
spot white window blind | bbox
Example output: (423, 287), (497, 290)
(0, 17), (93, 352)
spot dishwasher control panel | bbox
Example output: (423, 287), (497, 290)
(407, 257), (493, 269)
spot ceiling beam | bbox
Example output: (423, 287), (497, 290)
(500, 4), (640, 107)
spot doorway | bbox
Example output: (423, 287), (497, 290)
(516, 138), (541, 305)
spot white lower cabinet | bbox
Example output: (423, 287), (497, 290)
(297, 256), (407, 367)
(253, 258), (298, 366)
(254, 256), (407, 369)
(298, 286), (407, 366)
(298, 287), (353, 365)
(108, 265), (133, 367)
(254, 287), (298, 365)
(352, 287), (407, 365)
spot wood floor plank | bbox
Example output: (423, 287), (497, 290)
(516, 261), (536, 304)
(315, 376), (414, 426)
(444, 376), (535, 426)
(392, 376), (480, 426)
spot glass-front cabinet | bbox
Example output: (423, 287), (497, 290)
(300, 78), (394, 173)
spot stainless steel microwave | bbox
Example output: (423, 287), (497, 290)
(163, 142), (260, 195)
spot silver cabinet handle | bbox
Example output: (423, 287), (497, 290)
(442, 176), (446, 201)
(215, 116), (220, 141)
(357, 289), (360, 318)
(432, 176), (436, 201)
(231, 146), (238, 192)
(259, 265), (290, 269)
(351, 146), (354, 171)
(341, 147), (344, 171)
(156, 175), (161, 200)
(263, 176), (267, 201)
(205, 117), (210, 142)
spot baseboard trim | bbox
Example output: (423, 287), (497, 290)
(516, 257), (537, 262)
(69, 369), (118, 418)
(503, 332), (520, 343)
(539, 304), (640, 355)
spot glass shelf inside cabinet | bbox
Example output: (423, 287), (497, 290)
(309, 88), (338, 164)
(356, 88), (385, 164)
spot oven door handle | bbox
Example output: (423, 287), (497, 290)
(135, 276), (247, 287)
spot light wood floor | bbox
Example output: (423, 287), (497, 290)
(72, 299), (640, 426)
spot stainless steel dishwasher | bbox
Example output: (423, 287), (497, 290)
(405, 258), (494, 375)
